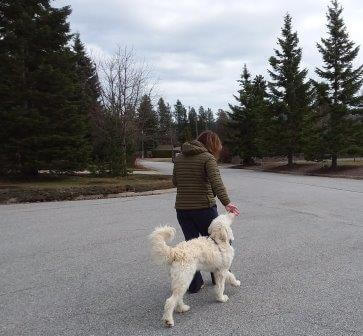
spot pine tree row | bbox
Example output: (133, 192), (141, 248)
(1, 0), (361, 175)
(0, 1), (100, 175)
(0, 1), (223, 176)
(228, 1), (363, 168)
(135, 95), (226, 157)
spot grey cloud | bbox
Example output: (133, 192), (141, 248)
(58, 0), (363, 111)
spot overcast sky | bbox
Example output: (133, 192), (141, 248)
(57, 0), (363, 112)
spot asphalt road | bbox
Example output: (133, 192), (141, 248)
(1, 161), (362, 336)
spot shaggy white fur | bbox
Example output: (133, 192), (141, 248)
(149, 213), (240, 327)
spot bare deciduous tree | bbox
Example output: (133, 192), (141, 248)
(97, 47), (153, 175)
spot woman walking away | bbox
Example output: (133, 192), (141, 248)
(172, 130), (239, 293)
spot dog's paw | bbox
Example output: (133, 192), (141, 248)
(163, 318), (174, 327)
(175, 304), (190, 313)
(216, 294), (229, 303)
(232, 280), (241, 287)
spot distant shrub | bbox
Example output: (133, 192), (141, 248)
(219, 146), (232, 163)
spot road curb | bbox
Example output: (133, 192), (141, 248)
(73, 188), (177, 201)
(1, 188), (177, 204)
(230, 166), (363, 180)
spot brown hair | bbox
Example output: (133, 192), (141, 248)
(197, 131), (222, 159)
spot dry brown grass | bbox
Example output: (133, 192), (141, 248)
(0, 174), (173, 204)
(231, 158), (363, 179)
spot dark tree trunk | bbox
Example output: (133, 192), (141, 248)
(287, 153), (293, 168)
(331, 153), (338, 169)
(121, 136), (127, 176)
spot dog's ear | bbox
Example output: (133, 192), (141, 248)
(215, 226), (229, 243)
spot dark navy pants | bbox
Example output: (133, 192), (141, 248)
(176, 205), (218, 293)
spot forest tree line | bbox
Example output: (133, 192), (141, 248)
(0, 0), (362, 177)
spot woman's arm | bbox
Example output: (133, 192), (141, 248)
(205, 157), (240, 215)
(172, 164), (177, 187)
(205, 156), (230, 206)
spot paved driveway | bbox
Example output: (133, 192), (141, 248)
(1, 161), (362, 335)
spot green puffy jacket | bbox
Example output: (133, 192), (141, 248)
(173, 140), (230, 209)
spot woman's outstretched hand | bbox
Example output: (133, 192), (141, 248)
(225, 203), (240, 216)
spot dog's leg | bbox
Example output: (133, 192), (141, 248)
(175, 299), (190, 314)
(214, 270), (229, 302)
(162, 290), (182, 327)
(162, 266), (194, 327)
(225, 271), (241, 287)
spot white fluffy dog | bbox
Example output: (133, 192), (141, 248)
(149, 213), (240, 327)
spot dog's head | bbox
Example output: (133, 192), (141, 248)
(208, 213), (235, 244)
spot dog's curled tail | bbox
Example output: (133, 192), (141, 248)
(149, 226), (175, 265)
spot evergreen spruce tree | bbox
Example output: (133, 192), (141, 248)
(188, 107), (198, 138)
(228, 65), (268, 165)
(206, 108), (215, 130)
(73, 33), (101, 112)
(137, 95), (158, 157)
(0, 1), (90, 175)
(215, 110), (230, 143)
(268, 14), (312, 167)
(198, 106), (207, 132)
(252, 75), (271, 157)
(303, 82), (332, 161)
(174, 100), (189, 143)
(157, 97), (173, 145)
(315, 0), (363, 168)
(72, 33), (102, 163)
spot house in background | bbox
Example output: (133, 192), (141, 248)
(152, 144), (181, 160)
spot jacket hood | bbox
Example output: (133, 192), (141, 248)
(181, 140), (208, 156)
